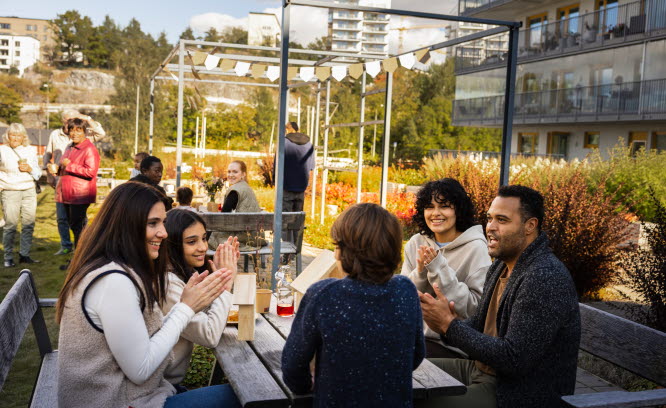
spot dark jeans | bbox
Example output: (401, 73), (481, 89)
(282, 190), (305, 212)
(163, 384), (241, 408)
(56, 201), (73, 250)
(63, 203), (90, 247)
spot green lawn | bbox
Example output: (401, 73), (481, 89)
(0, 187), (105, 407)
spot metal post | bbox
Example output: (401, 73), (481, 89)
(379, 72), (393, 208)
(372, 109), (377, 158)
(149, 79), (154, 155)
(194, 116), (199, 159)
(319, 79), (331, 225)
(134, 84), (140, 156)
(356, 73), (366, 203)
(638, 41), (647, 115)
(176, 40), (185, 187)
(297, 96), (301, 128)
(306, 105), (310, 142)
(202, 114), (207, 159)
(311, 83), (321, 220)
(499, 26), (519, 187)
(271, 1), (292, 288)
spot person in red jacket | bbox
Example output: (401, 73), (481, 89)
(55, 118), (100, 249)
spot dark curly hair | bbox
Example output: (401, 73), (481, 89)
(331, 203), (402, 284)
(412, 178), (477, 238)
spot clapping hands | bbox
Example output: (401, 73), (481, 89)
(209, 236), (240, 292)
(416, 245), (438, 273)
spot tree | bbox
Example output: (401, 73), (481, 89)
(87, 16), (122, 69)
(0, 85), (23, 123)
(179, 27), (196, 40)
(204, 28), (221, 43)
(50, 10), (94, 65)
(249, 87), (278, 143)
(219, 27), (248, 44)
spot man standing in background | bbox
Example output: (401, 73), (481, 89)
(282, 121), (314, 213)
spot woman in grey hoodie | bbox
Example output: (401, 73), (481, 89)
(402, 178), (491, 357)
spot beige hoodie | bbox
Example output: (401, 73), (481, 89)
(401, 224), (491, 339)
(162, 272), (233, 384)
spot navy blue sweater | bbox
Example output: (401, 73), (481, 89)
(283, 133), (314, 192)
(282, 275), (425, 407)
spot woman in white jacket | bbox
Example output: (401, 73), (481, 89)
(402, 178), (491, 357)
(162, 209), (239, 389)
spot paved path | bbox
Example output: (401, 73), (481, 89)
(575, 368), (624, 394)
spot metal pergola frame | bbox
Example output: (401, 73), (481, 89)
(149, 3), (520, 287)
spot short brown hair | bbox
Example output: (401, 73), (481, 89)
(177, 186), (193, 206)
(331, 203), (402, 284)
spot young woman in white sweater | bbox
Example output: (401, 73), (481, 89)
(402, 178), (492, 357)
(161, 209), (239, 388)
(56, 181), (241, 408)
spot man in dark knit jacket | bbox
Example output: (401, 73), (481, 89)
(282, 121), (314, 212)
(419, 185), (581, 408)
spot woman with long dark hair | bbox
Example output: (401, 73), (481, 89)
(56, 182), (240, 408)
(162, 209), (238, 387)
(401, 178), (491, 357)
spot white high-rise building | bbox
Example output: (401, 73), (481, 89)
(248, 12), (280, 47)
(0, 34), (39, 76)
(329, 0), (391, 56)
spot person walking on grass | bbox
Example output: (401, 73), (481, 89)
(0, 123), (42, 267)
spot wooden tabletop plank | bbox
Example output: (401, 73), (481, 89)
(250, 317), (313, 405)
(413, 359), (466, 398)
(215, 325), (289, 408)
(263, 310), (294, 339)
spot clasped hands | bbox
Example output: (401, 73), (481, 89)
(419, 283), (458, 336)
(179, 236), (240, 313)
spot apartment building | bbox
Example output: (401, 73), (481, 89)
(248, 12), (280, 47)
(0, 16), (56, 61)
(452, 0), (666, 159)
(0, 35), (40, 76)
(329, 0), (391, 56)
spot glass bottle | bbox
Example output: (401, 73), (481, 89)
(274, 265), (294, 317)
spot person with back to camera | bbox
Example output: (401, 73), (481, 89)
(401, 178), (491, 357)
(176, 187), (197, 212)
(56, 181), (241, 408)
(282, 203), (426, 407)
(161, 209), (240, 390)
(220, 160), (260, 213)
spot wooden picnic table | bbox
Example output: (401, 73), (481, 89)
(214, 296), (466, 407)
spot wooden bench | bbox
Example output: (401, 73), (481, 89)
(0, 270), (57, 407)
(562, 303), (666, 408)
(200, 212), (306, 275)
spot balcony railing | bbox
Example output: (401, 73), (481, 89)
(455, 0), (666, 74)
(452, 78), (666, 125)
(333, 11), (362, 20)
(459, 0), (513, 15)
(364, 14), (389, 22)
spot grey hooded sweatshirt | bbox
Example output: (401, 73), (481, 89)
(401, 224), (492, 339)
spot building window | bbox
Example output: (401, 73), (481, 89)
(0, 50), (7, 56)
(0, 23), (10, 29)
(584, 131), (600, 148)
(43, 35), (47, 41)
(15, 41), (20, 46)
(518, 132), (539, 154)
(0, 59), (7, 65)
(629, 131), (647, 156)
(0, 39), (7, 46)
(15, 50), (20, 56)
(651, 132), (666, 153)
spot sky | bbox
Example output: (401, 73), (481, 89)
(2, 0), (458, 54)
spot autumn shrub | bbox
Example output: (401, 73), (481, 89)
(537, 170), (630, 297)
(256, 149), (274, 187)
(622, 189), (666, 331)
(588, 144), (666, 222)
